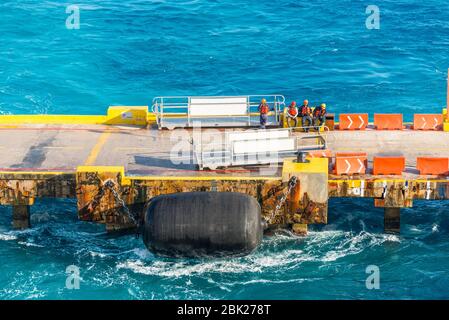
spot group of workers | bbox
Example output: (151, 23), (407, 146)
(258, 98), (327, 132)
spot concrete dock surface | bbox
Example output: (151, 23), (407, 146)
(0, 124), (448, 178)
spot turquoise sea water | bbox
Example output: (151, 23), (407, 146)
(1, 0), (449, 299)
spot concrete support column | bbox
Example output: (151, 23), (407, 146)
(282, 158), (329, 236)
(384, 207), (400, 234)
(12, 205), (31, 229)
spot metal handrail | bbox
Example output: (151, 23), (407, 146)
(152, 95), (286, 129)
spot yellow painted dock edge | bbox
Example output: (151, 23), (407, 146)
(0, 106), (157, 126)
(444, 108), (449, 132)
(282, 157), (328, 181)
(2, 166), (449, 184)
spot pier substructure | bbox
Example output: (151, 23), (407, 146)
(384, 207), (401, 234)
(12, 205), (31, 229)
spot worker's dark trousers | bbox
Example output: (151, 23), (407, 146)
(260, 114), (268, 128)
(301, 115), (313, 132)
(314, 116), (326, 130)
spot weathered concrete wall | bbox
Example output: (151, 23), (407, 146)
(2, 169), (449, 233)
(328, 178), (449, 208)
(0, 173), (75, 205)
(76, 169), (292, 227)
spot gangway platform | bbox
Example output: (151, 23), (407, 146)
(152, 95), (285, 129)
(193, 128), (326, 170)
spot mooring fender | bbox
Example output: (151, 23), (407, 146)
(143, 192), (263, 257)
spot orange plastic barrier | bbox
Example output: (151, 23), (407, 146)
(417, 157), (449, 175)
(339, 114), (368, 130)
(374, 114), (403, 130)
(373, 156), (405, 175)
(307, 150), (332, 158)
(413, 114), (443, 131)
(335, 152), (368, 175)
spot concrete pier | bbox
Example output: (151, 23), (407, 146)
(0, 107), (448, 234)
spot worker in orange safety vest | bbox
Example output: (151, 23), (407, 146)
(259, 98), (269, 129)
(299, 100), (313, 133)
(286, 101), (299, 127)
(313, 103), (327, 131)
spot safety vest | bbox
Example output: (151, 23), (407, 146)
(259, 103), (269, 114)
(313, 107), (326, 117)
(300, 105), (310, 116)
(288, 107), (298, 117)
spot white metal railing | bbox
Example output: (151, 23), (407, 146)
(152, 95), (285, 129)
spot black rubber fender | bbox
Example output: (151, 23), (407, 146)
(142, 192), (263, 257)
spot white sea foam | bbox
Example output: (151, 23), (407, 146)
(432, 224), (439, 233)
(116, 230), (402, 279)
(117, 259), (262, 277)
(89, 251), (107, 258)
(0, 233), (17, 241)
(18, 241), (44, 248)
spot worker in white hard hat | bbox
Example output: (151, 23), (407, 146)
(299, 99), (313, 133)
(259, 98), (269, 129)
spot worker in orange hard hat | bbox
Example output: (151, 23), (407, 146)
(299, 99), (313, 132)
(313, 103), (327, 131)
(259, 98), (269, 129)
(286, 101), (299, 127)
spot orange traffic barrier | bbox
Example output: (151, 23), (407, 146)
(373, 156), (405, 175)
(413, 114), (443, 131)
(335, 152), (368, 175)
(307, 149), (332, 158)
(339, 114), (368, 130)
(374, 114), (403, 130)
(417, 157), (449, 175)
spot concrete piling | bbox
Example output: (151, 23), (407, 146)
(12, 205), (31, 229)
(384, 207), (400, 234)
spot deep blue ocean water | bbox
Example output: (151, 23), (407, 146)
(1, 0), (449, 299)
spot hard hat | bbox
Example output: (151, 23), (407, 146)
(291, 101), (296, 106)
(303, 100), (308, 105)
(321, 103), (326, 108)
(261, 98), (267, 103)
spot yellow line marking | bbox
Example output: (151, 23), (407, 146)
(84, 131), (112, 166)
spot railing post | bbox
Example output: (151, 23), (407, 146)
(247, 96), (251, 126)
(160, 97), (164, 129)
(187, 96), (191, 127)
